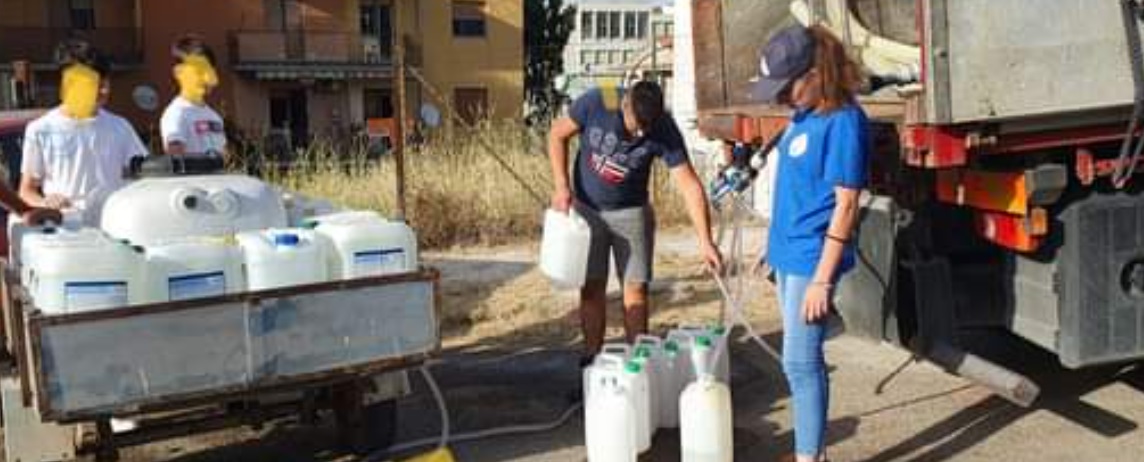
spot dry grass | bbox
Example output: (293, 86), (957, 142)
(237, 120), (690, 249)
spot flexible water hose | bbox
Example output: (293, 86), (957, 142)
(370, 364), (583, 461)
(711, 270), (784, 365)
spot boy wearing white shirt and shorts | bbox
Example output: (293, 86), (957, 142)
(160, 34), (226, 158)
(19, 40), (148, 222)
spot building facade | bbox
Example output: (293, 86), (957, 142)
(560, 0), (673, 99)
(0, 0), (524, 146)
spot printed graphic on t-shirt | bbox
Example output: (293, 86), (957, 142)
(193, 120), (224, 136)
(584, 126), (650, 185)
(789, 133), (809, 158)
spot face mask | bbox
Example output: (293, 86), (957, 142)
(60, 64), (100, 119)
(175, 54), (219, 104)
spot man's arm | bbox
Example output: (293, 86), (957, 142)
(19, 174), (50, 208)
(0, 185), (30, 217)
(0, 184), (60, 226)
(670, 163), (723, 272)
(159, 109), (186, 156)
(548, 116), (580, 212)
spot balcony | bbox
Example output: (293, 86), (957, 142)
(229, 30), (422, 81)
(0, 27), (142, 66)
(231, 30), (388, 64)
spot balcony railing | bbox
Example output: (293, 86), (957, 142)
(230, 30), (395, 65)
(0, 27), (142, 65)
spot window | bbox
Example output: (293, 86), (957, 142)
(610, 50), (621, 65)
(454, 87), (489, 124)
(453, 1), (487, 38)
(623, 50), (635, 64)
(363, 89), (394, 119)
(69, 0), (95, 30)
(581, 50), (593, 66)
(637, 12), (649, 39)
(595, 50), (607, 65)
(609, 12), (621, 39)
(360, 4), (392, 38)
(266, 0), (302, 30)
(581, 11), (593, 40)
(624, 12), (637, 39)
(595, 11), (608, 39)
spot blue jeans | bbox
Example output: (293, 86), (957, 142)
(777, 272), (829, 457)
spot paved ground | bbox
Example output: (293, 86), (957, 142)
(107, 332), (1144, 462)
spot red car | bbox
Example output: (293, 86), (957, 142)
(0, 109), (47, 253)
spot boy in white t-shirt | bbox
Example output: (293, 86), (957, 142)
(19, 40), (148, 215)
(160, 35), (226, 158)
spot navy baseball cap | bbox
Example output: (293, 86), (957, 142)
(751, 25), (816, 103)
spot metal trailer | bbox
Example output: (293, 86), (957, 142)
(693, 0), (1144, 405)
(1, 266), (440, 461)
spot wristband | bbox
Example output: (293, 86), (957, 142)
(826, 234), (850, 244)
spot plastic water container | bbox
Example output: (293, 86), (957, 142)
(281, 192), (336, 227)
(309, 211), (419, 279)
(667, 328), (699, 386)
(584, 344), (631, 401)
(660, 339), (684, 428)
(669, 325), (731, 385)
(710, 325), (732, 384)
(584, 362), (638, 462)
(237, 229), (328, 291)
(632, 347), (662, 436)
(636, 336), (668, 429)
(539, 208), (591, 289)
(679, 336), (733, 462)
(624, 360), (653, 454)
(25, 228), (146, 314)
(9, 210), (88, 267)
(101, 175), (287, 246)
(145, 238), (245, 302)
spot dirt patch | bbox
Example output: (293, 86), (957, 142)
(429, 232), (776, 350)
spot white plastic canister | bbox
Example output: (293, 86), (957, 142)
(539, 208), (591, 289)
(237, 229), (328, 291)
(309, 211), (418, 279)
(145, 238), (245, 302)
(26, 228), (146, 314)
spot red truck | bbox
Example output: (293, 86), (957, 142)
(693, 0), (1144, 405)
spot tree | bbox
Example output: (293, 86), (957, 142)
(525, 0), (576, 125)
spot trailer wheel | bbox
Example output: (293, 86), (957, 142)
(332, 381), (398, 456)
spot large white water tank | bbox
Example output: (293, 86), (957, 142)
(24, 228), (147, 314)
(308, 211), (418, 279)
(237, 229), (328, 291)
(100, 175), (287, 245)
(145, 238), (245, 303)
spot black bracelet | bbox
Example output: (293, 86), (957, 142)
(826, 234), (850, 244)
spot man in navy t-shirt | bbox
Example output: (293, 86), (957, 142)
(548, 80), (723, 366)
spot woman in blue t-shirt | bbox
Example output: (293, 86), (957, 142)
(752, 25), (870, 462)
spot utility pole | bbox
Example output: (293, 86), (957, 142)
(393, 0), (408, 220)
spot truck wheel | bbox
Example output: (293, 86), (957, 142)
(332, 382), (398, 456)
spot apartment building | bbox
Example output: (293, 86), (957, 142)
(0, 0), (524, 146)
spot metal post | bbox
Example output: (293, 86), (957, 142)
(650, 16), (657, 83)
(393, 0), (408, 220)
